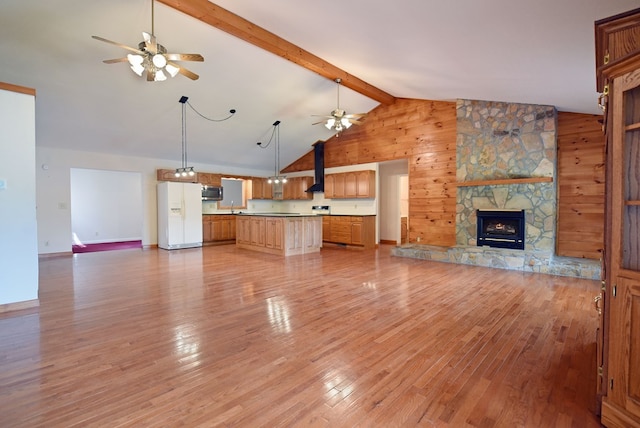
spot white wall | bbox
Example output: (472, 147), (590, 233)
(70, 168), (143, 244)
(0, 87), (38, 305)
(36, 146), (270, 254)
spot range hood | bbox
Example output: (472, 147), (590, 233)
(306, 141), (325, 193)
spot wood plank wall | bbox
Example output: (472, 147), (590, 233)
(556, 112), (606, 259)
(284, 101), (605, 257)
(284, 98), (458, 246)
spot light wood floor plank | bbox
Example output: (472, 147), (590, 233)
(0, 245), (602, 427)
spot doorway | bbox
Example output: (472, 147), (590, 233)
(378, 160), (409, 245)
(70, 168), (143, 253)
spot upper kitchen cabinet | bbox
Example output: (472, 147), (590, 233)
(325, 170), (375, 199)
(282, 176), (313, 200)
(251, 177), (272, 199)
(198, 173), (222, 186)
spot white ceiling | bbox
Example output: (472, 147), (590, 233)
(1, 0), (638, 174)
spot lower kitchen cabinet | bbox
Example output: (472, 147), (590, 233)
(236, 215), (321, 256)
(202, 215), (236, 244)
(322, 215), (375, 249)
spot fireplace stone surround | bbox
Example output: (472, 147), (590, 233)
(392, 99), (600, 279)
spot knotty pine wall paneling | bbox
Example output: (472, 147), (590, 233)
(284, 98), (457, 247)
(556, 112), (605, 259)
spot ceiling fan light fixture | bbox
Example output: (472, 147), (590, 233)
(152, 53), (167, 68)
(341, 118), (352, 129)
(154, 69), (167, 81)
(166, 63), (180, 77)
(127, 54), (145, 76)
(325, 118), (335, 130)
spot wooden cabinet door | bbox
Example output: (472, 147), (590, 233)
(324, 174), (335, 198)
(322, 216), (331, 241)
(251, 218), (266, 247)
(351, 221), (363, 245)
(265, 218), (283, 249)
(236, 217), (251, 244)
(285, 218), (303, 251)
(356, 170), (376, 198)
(333, 174), (345, 198)
(344, 172), (357, 198)
(228, 217), (236, 240)
(252, 178), (265, 199)
(304, 217), (322, 249)
(202, 218), (213, 242)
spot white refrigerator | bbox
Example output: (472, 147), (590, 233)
(157, 182), (203, 250)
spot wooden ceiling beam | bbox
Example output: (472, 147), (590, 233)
(157, 0), (396, 105)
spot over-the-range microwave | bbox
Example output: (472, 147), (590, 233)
(202, 185), (223, 201)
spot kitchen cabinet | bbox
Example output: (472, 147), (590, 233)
(322, 215), (375, 249)
(251, 177), (273, 199)
(596, 9), (640, 427)
(198, 173), (222, 186)
(282, 176), (313, 200)
(250, 217), (266, 247)
(265, 218), (283, 250)
(236, 215), (321, 256)
(202, 215), (236, 243)
(236, 216), (251, 245)
(325, 170), (375, 199)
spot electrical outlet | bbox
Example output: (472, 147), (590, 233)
(417, 236), (421, 242)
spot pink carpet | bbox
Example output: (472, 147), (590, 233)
(72, 240), (142, 254)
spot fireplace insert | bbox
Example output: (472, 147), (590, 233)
(476, 209), (525, 250)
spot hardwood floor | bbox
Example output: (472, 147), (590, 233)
(0, 245), (602, 427)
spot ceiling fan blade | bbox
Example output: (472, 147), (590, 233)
(165, 53), (204, 62)
(345, 113), (367, 119)
(92, 35), (144, 54)
(348, 119), (365, 125)
(103, 57), (129, 64)
(312, 120), (328, 125)
(169, 62), (199, 80)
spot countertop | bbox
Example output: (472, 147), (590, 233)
(202, 212), (376, 217)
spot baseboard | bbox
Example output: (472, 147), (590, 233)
(0, 299), (39, 314)
(379, 240), (398, 245)
(38, 251), (73, 259)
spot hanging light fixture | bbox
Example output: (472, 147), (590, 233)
(257, 120), (287, 184)
(175, 96), (196, 178)
(312, 78), (367, 134)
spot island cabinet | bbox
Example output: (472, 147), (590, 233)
(325, 170), (375, 199)
(596, 8), (640, 427)
(202, 215), (236, 244)
(322, 215), (375, 249)
(236, 215), (322, 256)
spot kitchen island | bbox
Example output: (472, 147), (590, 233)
(235, 214), (322, 256)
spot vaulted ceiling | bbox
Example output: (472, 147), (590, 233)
(0, 0), (637, 174)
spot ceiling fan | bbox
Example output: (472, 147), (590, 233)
(92, 0), (203, 81)
(313, 78), (366, 133)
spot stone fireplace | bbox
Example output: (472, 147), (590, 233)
(393, 99), (601, 279)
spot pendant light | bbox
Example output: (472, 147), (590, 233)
(257, 120), (287, 184)
(175, 96), (195, 177)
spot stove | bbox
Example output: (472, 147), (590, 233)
(311, 205), (331, 215)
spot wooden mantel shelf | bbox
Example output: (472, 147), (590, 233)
(455, 177), (553, 187)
